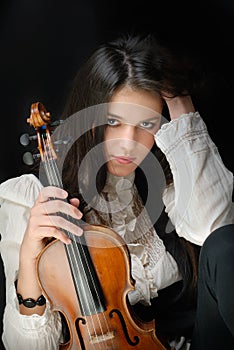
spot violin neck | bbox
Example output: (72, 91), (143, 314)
(43, 158), (106, 316)
(65, 237), (106, 316)
(41, 159), (63, 188)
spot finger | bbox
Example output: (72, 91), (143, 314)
(28, 214), (83, 240)
(35, 227), (72, 245)
(30, 213), (83, 237)
(69, 198), (80, 207)
(44, 215), (83, 236)
(32, 199), (83, 220)
(36, 186), (68, 204)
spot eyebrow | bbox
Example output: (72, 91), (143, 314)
(107, 112), (160, 122)
(107, 112), (124, 120)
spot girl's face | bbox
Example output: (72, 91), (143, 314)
(104, 86), (163, 177)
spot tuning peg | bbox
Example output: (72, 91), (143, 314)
(50, 119), (65, 126)
(22, 152), (40, 165)
(20, 133), (37, 146)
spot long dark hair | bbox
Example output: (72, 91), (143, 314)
(33, 33), (201, 301)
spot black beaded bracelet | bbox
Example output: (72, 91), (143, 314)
(17, 293), (46, 308)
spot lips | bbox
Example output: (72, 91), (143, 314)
(112, 156), (136, 164)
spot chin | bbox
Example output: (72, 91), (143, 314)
(107, 163), (137, 177)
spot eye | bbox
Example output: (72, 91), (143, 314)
(139, 121), (156, 129)
(107, 118), (120, 126)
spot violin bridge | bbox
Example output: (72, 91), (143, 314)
(90, 331), (115, 344)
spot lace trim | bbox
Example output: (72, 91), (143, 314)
(84, 172), (166, 268)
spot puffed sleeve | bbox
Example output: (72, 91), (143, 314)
(0, 174), (62, 349)
(154, 112), (234, 246)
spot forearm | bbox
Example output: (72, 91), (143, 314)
(17, 255), (45, 316)
(1, 245), (61, 350)
(155, 112), (234, 245)
(164, 95), (195, 120)
(0, 175), (63, 348)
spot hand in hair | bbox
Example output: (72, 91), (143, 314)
(163, 95), (195, 120)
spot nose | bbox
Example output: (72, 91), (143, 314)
(120, 124), (136, 153)
(121, 124), (136, 140)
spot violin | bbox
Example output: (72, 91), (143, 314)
(25, 102), (167, 350)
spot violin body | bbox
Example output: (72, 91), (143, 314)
(37, 224), (166, 350)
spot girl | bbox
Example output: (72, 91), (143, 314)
(0, 33), (233, 349)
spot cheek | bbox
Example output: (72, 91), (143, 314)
(104, 127), (117, 144)
(104, 128), (123, 154)
(104, 130), (113, 154)
(146, 136), (155, 150)
(139, 131), (155, 150)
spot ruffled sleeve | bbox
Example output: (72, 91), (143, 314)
(0, 174), (62, 349)
(3, 285), (62, 350)
(154, 112), (234, 245)
(128, 245), (181, 306)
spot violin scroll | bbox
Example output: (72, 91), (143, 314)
(27, 102), (51, 129)
(20, 102), (66, 165)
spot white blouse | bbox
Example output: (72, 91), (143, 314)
(156, 112), (234, 245)
(0, 112), (233, 349)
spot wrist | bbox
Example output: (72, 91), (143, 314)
(20, 236), (44, 263)
(16, 274), (46, 316)
(17, 292), (46, 308)
(17, 259), (42, 298)
(166, 95), (195, 120)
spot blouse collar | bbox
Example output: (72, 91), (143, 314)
(102, 171), (135, 195)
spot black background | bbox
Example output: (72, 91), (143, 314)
(0, 0), (234, 183)
(0, 0), (234, 348)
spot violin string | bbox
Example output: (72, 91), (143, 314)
(42, 137), (98, 349)
(42, 135), (113, 349)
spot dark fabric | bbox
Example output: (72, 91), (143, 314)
(191, 224), (234, 350)
(132, 280), (197, 340)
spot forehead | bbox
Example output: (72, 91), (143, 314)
(108, 102), (161, 124)
(108, 86), (162, 123)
